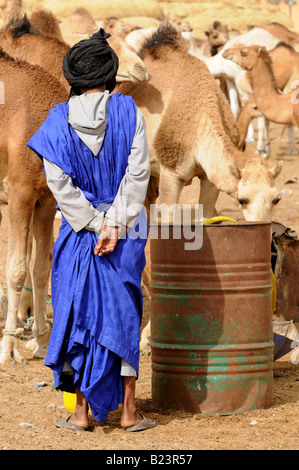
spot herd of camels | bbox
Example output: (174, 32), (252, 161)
(0, 4), (297, 364)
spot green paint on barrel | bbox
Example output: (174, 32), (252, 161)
(150, 222), (273, 414)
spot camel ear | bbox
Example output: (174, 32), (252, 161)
(229, 163), (241, 180)
(270, 160), (283, 179)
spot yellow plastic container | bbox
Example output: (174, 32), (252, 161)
(63, 391), (122, 415)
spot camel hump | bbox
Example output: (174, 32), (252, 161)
(139, 23), (184, 59)
(5, 13), (39, 39)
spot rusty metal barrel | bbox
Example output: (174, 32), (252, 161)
(150, 221), (273, 414)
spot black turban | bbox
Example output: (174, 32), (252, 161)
(62, 28), (119, 97)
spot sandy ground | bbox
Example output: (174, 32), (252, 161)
(0, 123), (299, 452)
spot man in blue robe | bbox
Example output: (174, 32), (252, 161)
(27, 29), (155, 432)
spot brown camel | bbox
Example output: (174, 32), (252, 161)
(0, 50), (68, 365)
(0, 24), (150, 363)
(223, 44), (299, 128)
(29, 8), (64, 42)
(119, 25), (283, 353)
(1, 14), (70, 90)
(120, 25), (282, 223)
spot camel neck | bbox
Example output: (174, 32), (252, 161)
(249, 58), (292, 123)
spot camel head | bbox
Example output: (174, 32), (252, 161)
(170, 19), (193, 33)
(222, 44), (269, 71)
(205, 27), (228, 49)
(237, 157), (282, 221)
(108, 33), (149, 83)
(101, 17), (139, 36)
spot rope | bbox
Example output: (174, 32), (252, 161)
(23, 286), (52, 304)
(23, 286), (33, 292)
(2, 317), (53, 340)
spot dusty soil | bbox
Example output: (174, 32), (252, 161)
(0, 123), (299, 451)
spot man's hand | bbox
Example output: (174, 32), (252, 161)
(94, 217), (124, 256)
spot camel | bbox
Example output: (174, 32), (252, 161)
(98, 16), (140, 36)
(0, 51), (68, 365)
(29, 8), (64, 42)
(0, 25), (150, 364)
(120, 25), (282, 220)
(0, 0), (22, 26)
(0, 15), (150, 92)
(1, 14), (70, 90)
(125, 18), (194, 54)
(262, 22), (299, 47)
(203, 27), (281, 155)
(59, 7), (98, 45)
(0, 14), (149, 322)
(223, 45), (299, 130)
(237, 99), (264, 150)
(234, 41), (299, 155)
(124, 25), (282, 354)
(194, 21), (229, 58)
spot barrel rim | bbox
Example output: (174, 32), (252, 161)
(150, 221), (271, 227)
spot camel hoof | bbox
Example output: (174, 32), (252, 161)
(32, 343), (48, 359)
(291, 347), (299, 365)
(0, 336), (27, 365)
(140, 341), (152, 356)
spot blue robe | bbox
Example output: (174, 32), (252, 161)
(27, 93), (147, 422)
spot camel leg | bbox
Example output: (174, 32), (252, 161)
(287, 126), (298, 155)
(246, 122), (255, 143)
(263, 118), (271, 158)
(0, 194), (35, 364)
(18, 222), (33, 322)
(0, 208), (8, 319)
(256, 116), (270, 158)
(156, 164), (186, 225)
(158, 165), (185, 205)
(199, 178), (220, 219)
(226, 79), (240, 119)
(27, 192), (56, 359)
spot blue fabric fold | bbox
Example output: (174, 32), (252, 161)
(27, 93), (147, 422)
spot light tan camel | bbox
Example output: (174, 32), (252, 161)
(121, 25), (282, 221)
(98, 16), (139, 36)
(118, 25), (282, 354)
(236, 42), (299, 155)
(59, 6), (98, 45)
(0, 0), (22, 26)
(223, 45), (299, 129)
(195, 21), (229, 58)
(1, 14), (70, 90)
(0, 50), (68, 365)
(237, 99), (263, 150)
